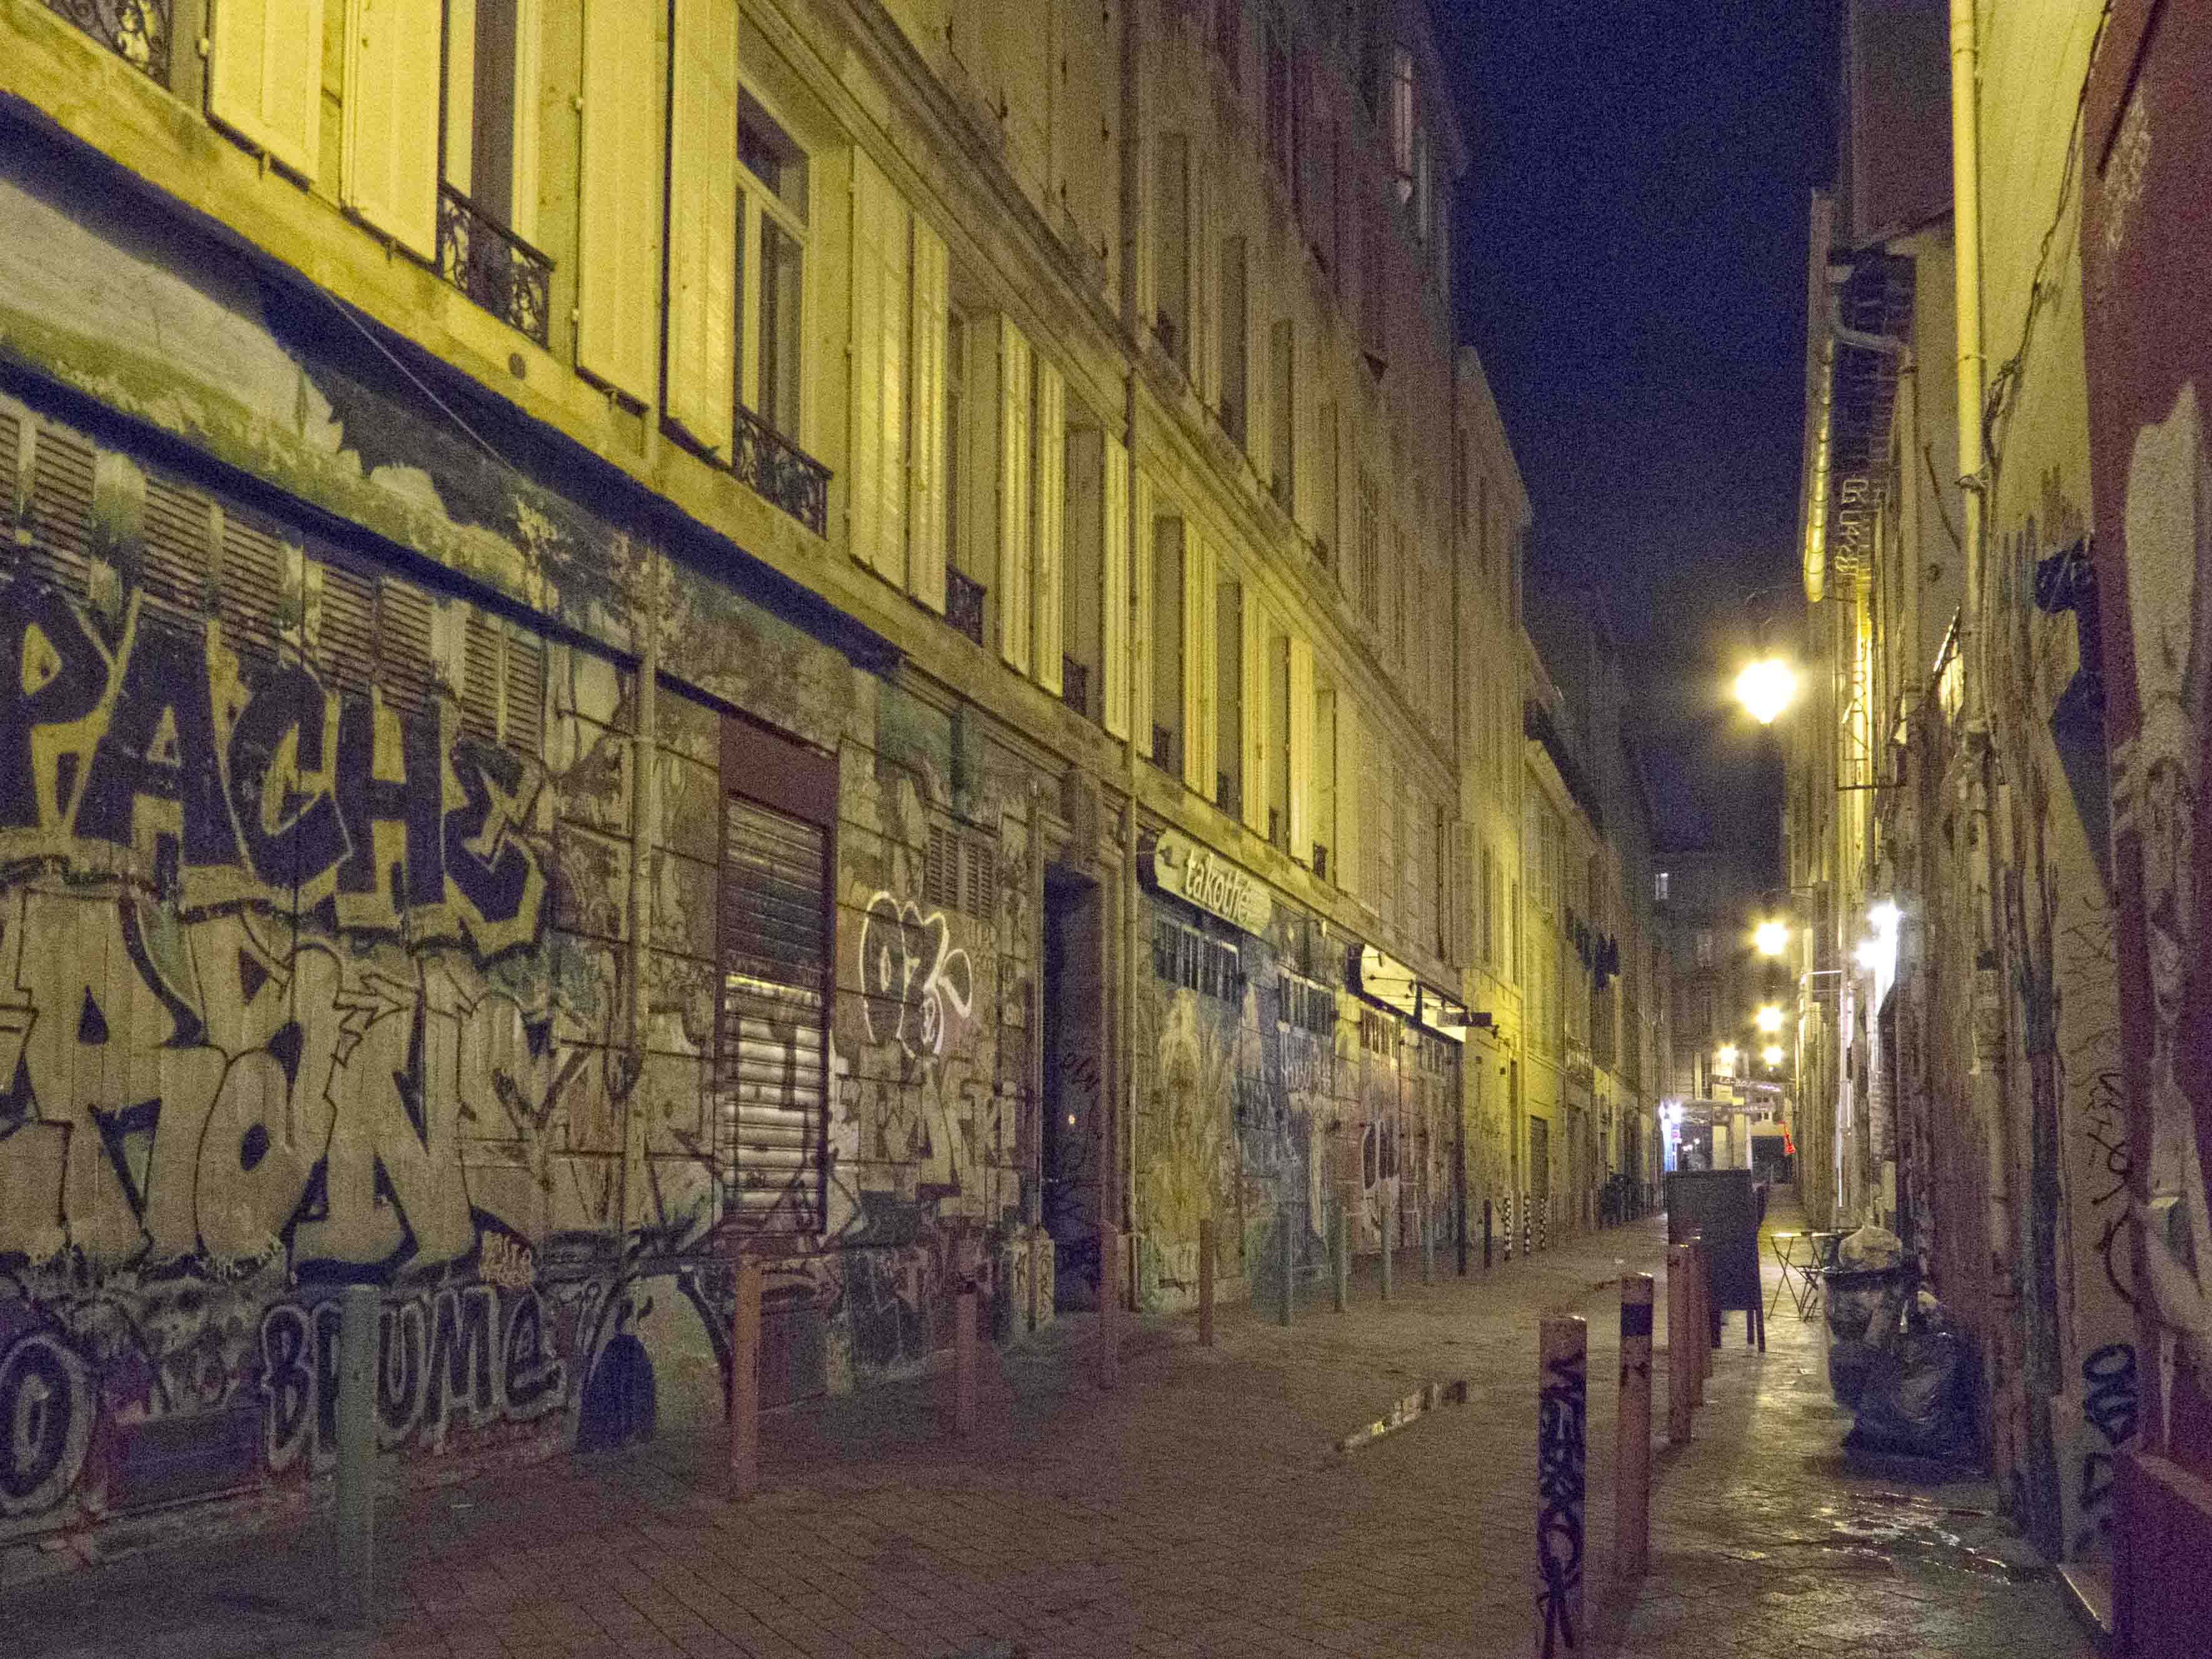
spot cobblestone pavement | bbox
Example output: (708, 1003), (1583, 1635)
(5, 1193), (2097, 1659)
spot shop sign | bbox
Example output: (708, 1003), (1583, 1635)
(1351, 945), (1467, 1042)
(1146, 830), (1271, 934)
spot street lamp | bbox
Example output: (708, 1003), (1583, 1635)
(1754, 1004), (1784, 1034)
(1734, 657), (1799, 725)
(1762, 1044), (1785, 1068)
(1754, 919), (1790, 957)
(1717, 1042), (1740, 1071)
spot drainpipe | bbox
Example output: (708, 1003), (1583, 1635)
(1949, 0), (1988, 717)
(621, 537), (659, 1254)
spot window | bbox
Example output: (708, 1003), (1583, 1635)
(1151, 511), (1186, 772)
(1357, 470), (1380, 625)
(1269, 319), (1295, 509)
(1482, 843), (1495, 967)
(1217, 575), (1245, 814)
(1317, 402), (1340, 562)
(1155, 137), (1191, 370)
(1387, 45), (1415, 196)
(1695, 929), (1716, 969)
(444, 0), (538, 238)
(1263, 13), (1294, 187)
(1220, 238), (1249, 443)
(737, 94), (809, 440)
(715, 717), (836, 1234)
(1313, 683), (1338, 877)
(1654, 870), (1670, 903)
(1268, 623), (1291, 847)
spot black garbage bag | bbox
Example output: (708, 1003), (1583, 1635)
(1844, 1304), (1972, 1461)
(1825, 1264), (1914, 1409)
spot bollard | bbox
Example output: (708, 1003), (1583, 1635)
(1687, 1239), (1707, 1406)
(1278, 1211), (1295, 1328)
(1457, 1181), (1470, 1278)
(335, 1284), (378, 1629)
(954, 1280), (978, 1440)
(1381, 1186), (1396, 1302)
(1483, 1198), (1494, 1272)
(1099, 1228), (1121, 1390)
(1666, 1245), (1694, 1443)
(730, 1259), (763, 1496)
(1422, 1196), (1436, 1285)
(1334, 1202), (1350, 1313)
(1199, 1216), (1216, 1347)
(1616, 1274), (1654, 1578)
(1535, 1314), (1587, 1658)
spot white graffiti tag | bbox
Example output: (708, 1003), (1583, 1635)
(859, 895), (974, 1060)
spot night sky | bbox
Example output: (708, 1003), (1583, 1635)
(1437, 3), (1837, 867)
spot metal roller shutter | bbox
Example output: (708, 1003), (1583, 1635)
(715, 793), (830, 1233)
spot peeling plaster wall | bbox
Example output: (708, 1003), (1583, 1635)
(0, 151), (1051, 1569)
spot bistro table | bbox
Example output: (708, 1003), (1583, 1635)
(1769, 1231), (1824, 1319)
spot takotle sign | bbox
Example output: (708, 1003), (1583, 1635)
(1146, 830), (1272, 934)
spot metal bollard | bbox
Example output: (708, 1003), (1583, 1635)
(1334, 1202), (1350, 1313)
(1687, 1238), (1707, 1406)
(1535, 1314), (1587, 1657)
(1667, 1245), (1694, 1443)
(1099, 1228), (1121, 1390)
(954, 1281), (978, 1440)
(1278, 1211), (1295, 1328)
(335, 1284), (378, 1629)
(1381, 1186), (1396, 1302)
(1422, 1196), (1436, 1285)
(1199, 1216), (1216, 1347)
(1617, 1274), (1654, 1577)
(730, 1259), (763, 1495)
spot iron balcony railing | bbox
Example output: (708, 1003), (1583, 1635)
(946, 568), (986, 645)
(735, 406), (830, 537)
(437, 186), (552, 348)
(44, 0), (168, 79)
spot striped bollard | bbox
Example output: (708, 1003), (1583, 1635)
(1334, 1202), (1350, 1312)
(1381, 1186), (1396, 1301)
(1667, 1245), (1694, 1443)
(1535, 1314), (1587, 1656)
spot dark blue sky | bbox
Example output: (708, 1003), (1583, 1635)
(1438, 3), (1836, 860)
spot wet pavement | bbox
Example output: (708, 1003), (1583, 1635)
(2, 1193), (2097, 1658)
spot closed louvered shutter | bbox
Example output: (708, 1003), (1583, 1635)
(0, 405), (19, 540)
(316, 563), (378, 692)
(140, 477), (215, 632)
(848, 149), (910, 581)
(1336, 702), (1363, 905)
(25, 423), (96, 600)
(1288, 634), (1313, 862)
(1240, 587), (1266, 834)
(503, 627), (545, 756)
(1245, 248), (1270, 478)
(376, 580), (438, 721)
(1031, 357), (1065, 695)
(715, 794), (829, 1233)
(460, 608), (505, 743)
(210, 0), (327, 178)
(964, 833), (996, 922)
(1191, 157), (1217, 406)
(996, 318), (1033, 673)
(219, 513), (291, 661)
(1182, 529), (1213, 795)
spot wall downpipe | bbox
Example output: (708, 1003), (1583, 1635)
(622, 537), (660, 1252)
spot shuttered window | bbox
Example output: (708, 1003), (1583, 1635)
(1099, 434), (1131, 739)
(994, 318), (1033, 673)
(24, 424), (96, 600)
(907, 218), (951, 612)
(1131, 470), (1154, 757)
(141, 476), (215, 632)
(1287, 634), (1313, 862)
(664, 0), (740, 458)
(210, 0), (328, 179)
(577, 0), (664, 403)
(715, 719), (837, 1234)
(218, 512), (293, 661)
(1031, 358), (1066, 695)
(848, 148), (909, 582)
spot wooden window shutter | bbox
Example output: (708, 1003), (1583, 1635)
(907, 215), (951, 612)
(210, 0), (327, 178)
(848, 149), (910, 581)
(1335, 701), (1363, 904)
(1240, 585), (1266, 834)
(24, 422), (96, 602)
(665, 0), (739, 458)
(341, 0), (442, 259)
(1131, 469), (1154, 757)
(1100, 434), (1131, 739)
(1191, 158), (1218, 406)
(996, 317), (1034, 673)
(1181, 529), (1212, 795)
(139, 475), (216, 633)
(1031, 358), (1066, 695)
(1287, 633), (1314, 862)
(578, 0), (665, 403)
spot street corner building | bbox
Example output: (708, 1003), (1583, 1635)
(0, 0), (1672, 1571)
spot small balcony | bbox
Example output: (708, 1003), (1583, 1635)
(1151, 725), (1180, 775)
(44, 0), (169, 80)
(437, 186), (552, 348)
(946, 568), (986, 646)
(735, 406), (830, 538)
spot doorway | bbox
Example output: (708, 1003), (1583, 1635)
(1041, 868), (1107, 1311)
(1530, 1113), (1551, 1237)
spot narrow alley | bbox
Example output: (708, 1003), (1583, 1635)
(6, 1198), (2091, 1659)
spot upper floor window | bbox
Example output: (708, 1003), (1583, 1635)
(1694, 929), (1716, 968)
(1263, 14), (1295, 189)
(444, 0), (538, 240)
(1654, 870), (1671, 903)
(1387, 45), (1415, 196)
(737, 94), (809, 440)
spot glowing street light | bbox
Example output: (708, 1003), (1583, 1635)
(1734, 657), (1799, 725)
(1754, 1004), (1784, 1035)
(1754, 919), (1790, 957)
(1869, 900), (1901, 934)
(1717, 1043), (1740, 1070)
(1762, 1044), (1785, 1068)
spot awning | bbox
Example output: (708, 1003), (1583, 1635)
(1349, 944), (1480, 1042)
